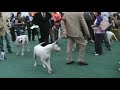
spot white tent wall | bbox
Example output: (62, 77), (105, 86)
(2, 12), (29, 17)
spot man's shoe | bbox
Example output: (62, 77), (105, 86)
(108, 48), (111, 51)
(8, 50), (13, 53)
(77, 61), (88, 65)
(32, 40), (35, 41)
(66, 61), (75, 64)
(4, 56), (7, 60)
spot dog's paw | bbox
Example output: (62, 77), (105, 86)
(48, 70), (52, 74)
(16, 53), (19, 55)
(49, 68), (52, 72)
(72, 48), (75, 51)
(21, 53), (24, 56)
(27, 49), (30, 52)
(118, 68), (120, 71)
(34, 64), (37, 67)
(43, 65), (46, 68)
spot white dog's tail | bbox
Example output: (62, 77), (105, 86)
(113, 34), (119, 41)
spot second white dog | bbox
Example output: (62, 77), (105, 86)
(15, 35), (29, 56)
(106, 31), (118, 45)
(33, 41), (61, 74)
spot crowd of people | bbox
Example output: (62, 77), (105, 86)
(0, 12), (120, 65)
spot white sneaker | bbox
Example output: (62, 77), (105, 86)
(95, 54), (99, 56)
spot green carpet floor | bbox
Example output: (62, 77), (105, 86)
(0, 37), (120, 78)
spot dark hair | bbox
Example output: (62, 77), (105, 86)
(11, 13), (14, 17)
(16, 12), (21, 17)
(96, 12), (101, 16)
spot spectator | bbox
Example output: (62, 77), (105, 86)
(9, 13), (16, 42)
(15, 12), (24, 36)
(52, 12), (62, 41)
(33, 12), (52, 46)
(0, 12), (13, 53)
(26, 12), (36, 41)
(91, 12), (110, 56)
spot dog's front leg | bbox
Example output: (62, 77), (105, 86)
(41, 59), (52, 73)
(42, 63), (46, 68)
(16, 46), (19, 55)
(21, 46), (24, 56)
(34, 60), (37, 67)
(47, 57), (52, 71)
(27, 46), (30, 52)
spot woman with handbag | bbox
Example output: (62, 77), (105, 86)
(91, 12), (105, 56)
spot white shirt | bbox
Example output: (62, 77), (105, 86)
(41, 12), (46, 18)
(29, 16), (33, 22)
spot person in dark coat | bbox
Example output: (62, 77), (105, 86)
(33, 12), (52, 46)
(84, 12), (95, 42)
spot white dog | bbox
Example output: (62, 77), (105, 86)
(33, 41), (61, 74)
(15, 35), (29, 56)
(106, 31), (118, 45)
(118, 62), (120, 71)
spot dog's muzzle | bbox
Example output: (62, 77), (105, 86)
(18, 40), (23, 43)
(55, 47), (61, 52)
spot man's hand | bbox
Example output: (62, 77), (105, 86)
(62, 30), (68, 37)
(91, 25), (94, 28)
(22, 22), (24, 24)
(86, 34), (91, 39)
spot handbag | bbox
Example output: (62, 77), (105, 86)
(99, 19), (111, 31)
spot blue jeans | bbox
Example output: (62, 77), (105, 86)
(0, 36), (4, 51)
(16, 29), (23, 36)
(0, 33), (11, 51)
(54, 25), (60, 41)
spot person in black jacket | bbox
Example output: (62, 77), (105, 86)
(33, 12), (52, 46)
(84, 12), (95, 42)
(9, 13), (16, 42)
(26, 12), (36, 41)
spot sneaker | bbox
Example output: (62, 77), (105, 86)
(8, 50), (13, 53)
(95, 53), (99, 56)
(77, 61), (88, 65)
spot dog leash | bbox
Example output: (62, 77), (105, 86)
(54, 35), (65, 43)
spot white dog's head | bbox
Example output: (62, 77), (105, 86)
(16, 36), (23, 43)
(52, 42), (61, 52)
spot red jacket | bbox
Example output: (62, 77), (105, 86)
(52, 13), (61, 26)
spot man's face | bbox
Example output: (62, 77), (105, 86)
(29, 12), (32, 16)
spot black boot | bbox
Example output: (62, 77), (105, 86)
(8, 49), (13, 53)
